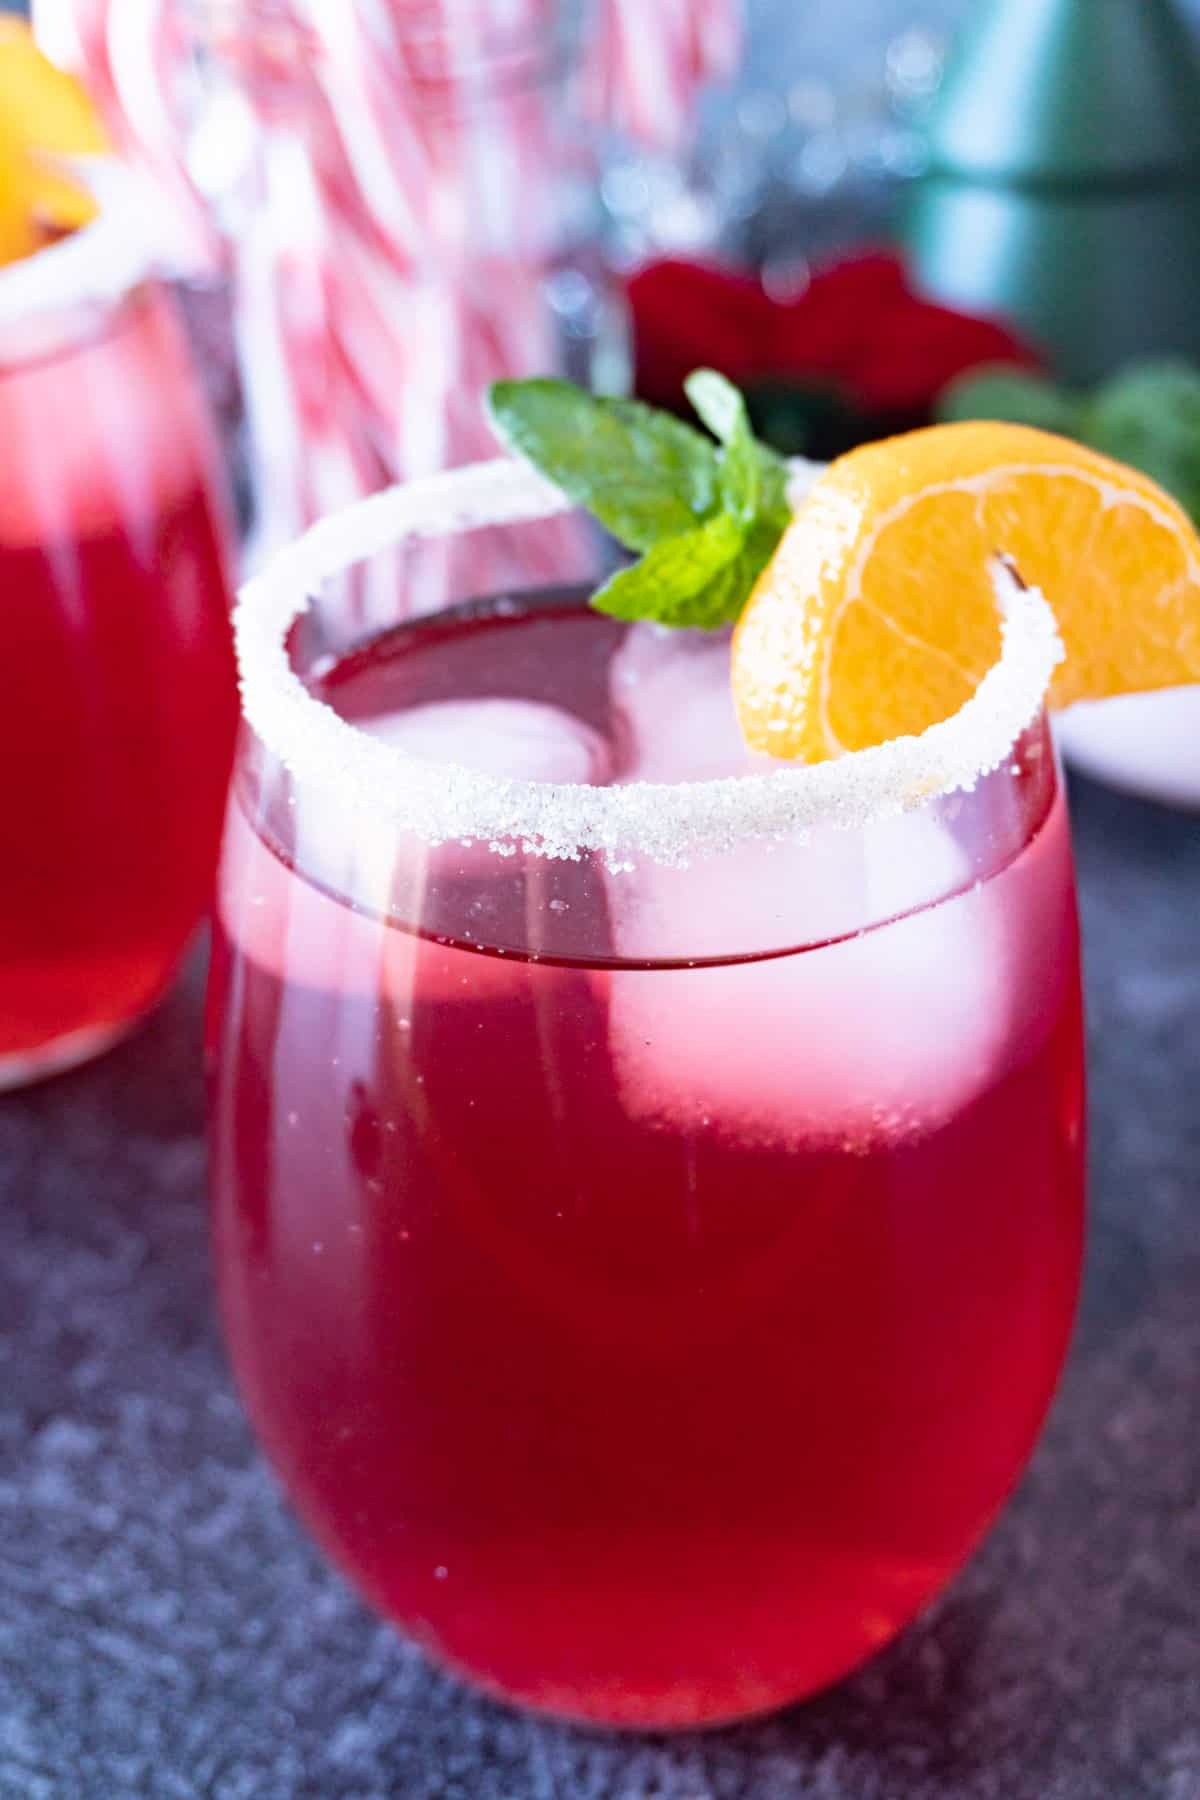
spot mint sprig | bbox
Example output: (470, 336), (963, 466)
(487, 370), (793, 629)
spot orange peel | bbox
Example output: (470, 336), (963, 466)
(733, 422), (1200, 761)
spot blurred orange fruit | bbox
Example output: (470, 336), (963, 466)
(0, 19), (107, 266)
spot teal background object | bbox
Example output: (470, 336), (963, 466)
(902, 0), (1200, 384)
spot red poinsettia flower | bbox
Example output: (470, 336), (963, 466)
(627, 249), (1040, 425)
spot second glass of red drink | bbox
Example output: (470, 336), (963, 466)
(0, 187), (238, 1085)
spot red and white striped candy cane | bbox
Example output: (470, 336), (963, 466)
(34, 0), (740, 608)
(580, 0), (740, 147)
(34, 0), (218, 270)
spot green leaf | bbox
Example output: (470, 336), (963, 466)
(755, 444), (793, 533)
(740, 511), (790, 591)
(937, 366), (1083, 437)
(487, 378), (718, 552)
(683, 368), (745, 445)
(719, 417), (759, 524)
(685, 367), (763, 526)
(488, 371), (796, 633)
(1082, 360), (1200, 523)
(591, 512), (748, 629)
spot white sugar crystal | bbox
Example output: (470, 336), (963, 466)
(605, 810), (973, 961)
(294, 696), (611, 890)
(234, 458), (1065, 867)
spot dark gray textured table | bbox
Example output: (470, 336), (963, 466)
(2, 776), (1198, 1800)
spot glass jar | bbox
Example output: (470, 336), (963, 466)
(188, 0), (625, 587)
(0, 192), (238, 1084)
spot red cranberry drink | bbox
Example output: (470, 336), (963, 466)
(0, 205), (238, 1083)
(211, 591), (1081, 1726)
(207, 384), (1093, 1726)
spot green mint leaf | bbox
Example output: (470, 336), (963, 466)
(687, 366), (771, 527)
(685, 367), (794, 531)
(487, 378), (718, 552)
(719, 416), (759, 524)
(591, 512), (747, 629)
(683, 368), (745, 445)
(661, 518), (784, 633)
(685, 541), (770, 632)
(740, 511), (790, 590)
(755, 444), (793, 532)
(1081, 360), (1200, 523)
(936, 366), (1083, 436)
(488, 371), (796, 631)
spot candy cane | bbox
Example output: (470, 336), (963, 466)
(34, 0), (740, 613)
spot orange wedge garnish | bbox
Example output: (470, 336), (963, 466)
(732, 421), (1200, 761)
(0, 20), (108, 266)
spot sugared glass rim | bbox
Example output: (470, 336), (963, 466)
(0, 159), (158, 330)
(234, 457), (1065, 866)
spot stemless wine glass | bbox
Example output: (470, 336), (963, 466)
(0, 187), (239, 1086)
(208, 462), (1085, 1729)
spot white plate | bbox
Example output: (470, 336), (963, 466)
(1057, 689), (1200, 810)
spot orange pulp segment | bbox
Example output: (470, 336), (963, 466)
(732, 421), (1200, 762)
